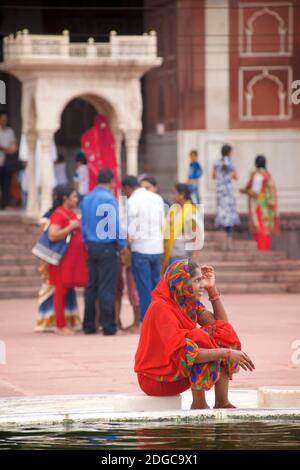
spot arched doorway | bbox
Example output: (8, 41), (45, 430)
(55, 94), (124, 188)
(2, 29), (162, 219)
(55, 98), (97, 184)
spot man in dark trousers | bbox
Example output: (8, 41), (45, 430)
(81, 168), (127, 335)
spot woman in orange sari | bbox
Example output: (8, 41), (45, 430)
(135, 259), (254, 409)
(240, 155), (280, 251)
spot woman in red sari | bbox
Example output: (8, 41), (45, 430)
(80, 114), (120, 196)
(240, 155), (280, 251)
(48, 185), (88, 335)
(135, 259), (254, 409)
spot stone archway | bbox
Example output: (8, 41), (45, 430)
(54, 94), (124, 190)
(1, 30), (162, 218)
(32, 82), (143, 216)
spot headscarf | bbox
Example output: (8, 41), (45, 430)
(164, 259), (205, 323)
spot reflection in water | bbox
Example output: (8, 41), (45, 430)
(0, 421), (299, 450)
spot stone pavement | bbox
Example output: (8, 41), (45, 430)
(0, 294), (299, 398)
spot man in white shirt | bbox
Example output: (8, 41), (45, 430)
(122, 175), (165, 321)
(0, 112), (17, 209)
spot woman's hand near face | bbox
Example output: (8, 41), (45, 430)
(201, 265), (216, 290)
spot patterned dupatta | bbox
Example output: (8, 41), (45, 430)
(164, 259), (205, 323)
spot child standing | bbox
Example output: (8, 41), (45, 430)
(187, 149), (203, 204)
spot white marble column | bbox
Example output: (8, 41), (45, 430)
(125, 129), (140, 175)
(39, 129), (55, 215)
(205, 0), (230, 130)
(202, 0), (230, 210)
(25, 131), (40, 220)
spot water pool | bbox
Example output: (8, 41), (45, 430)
(0, 420), (299, 450)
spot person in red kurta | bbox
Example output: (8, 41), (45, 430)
(80, 114), (120, 196)
(48, 185), (88, 335)
(135, 259), (255, 409)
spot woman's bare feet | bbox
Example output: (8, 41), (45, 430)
(191, 389), (210, 409)
(214, 401), (236, 409)
(190, 402), (210, 410)
(56, 327), (76, 336)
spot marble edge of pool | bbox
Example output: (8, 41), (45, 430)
(0, 409), (300, 428)
(0, 389), (299, 427)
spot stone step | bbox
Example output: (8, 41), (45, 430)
(113, 393), (182, 412)
(0, 276), (41, 287)
(198, 251), (286, 261)
(1, 260), (300, 277)
(0, 251), (286, 265)
(1, 270), (297, 286)
(0, 285), (39, 299)
(0, 239), (259, 250)
(0, 265), (39, 276)
(215, 283), (299, 293)
(215, 271), (300, 283)
(258, 386), (300, 408)
(0, 285), (84, 299)
(0, 227), (39, 234)
(0, 282), (297, 300)
(202, 260), (300, 271)
(0, 245), (37, 252)
(0, 256), (38, 266)
(1, 262), (300, 282)
(0, 245), (261, 256)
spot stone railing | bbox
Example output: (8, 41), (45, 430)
(3, 29), (158, 61)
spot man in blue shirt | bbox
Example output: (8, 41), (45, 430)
(187, 149), (203, 204)
(81, 168), (127, 335)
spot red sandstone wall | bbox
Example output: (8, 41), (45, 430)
(229, 0), (300, 129)
(144, 0), (205, 133)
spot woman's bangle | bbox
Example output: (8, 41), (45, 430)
(208, 290), (221, 302)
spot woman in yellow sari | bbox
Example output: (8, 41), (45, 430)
(240, 155), (280, 251)
(162, 183), (203, 273)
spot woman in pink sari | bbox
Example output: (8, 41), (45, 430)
(80, 114), (120, 196)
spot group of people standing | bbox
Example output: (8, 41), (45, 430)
(34, 142), (280, 337)
(188, 144), (280, 251)
(35, 168), (203, 336)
